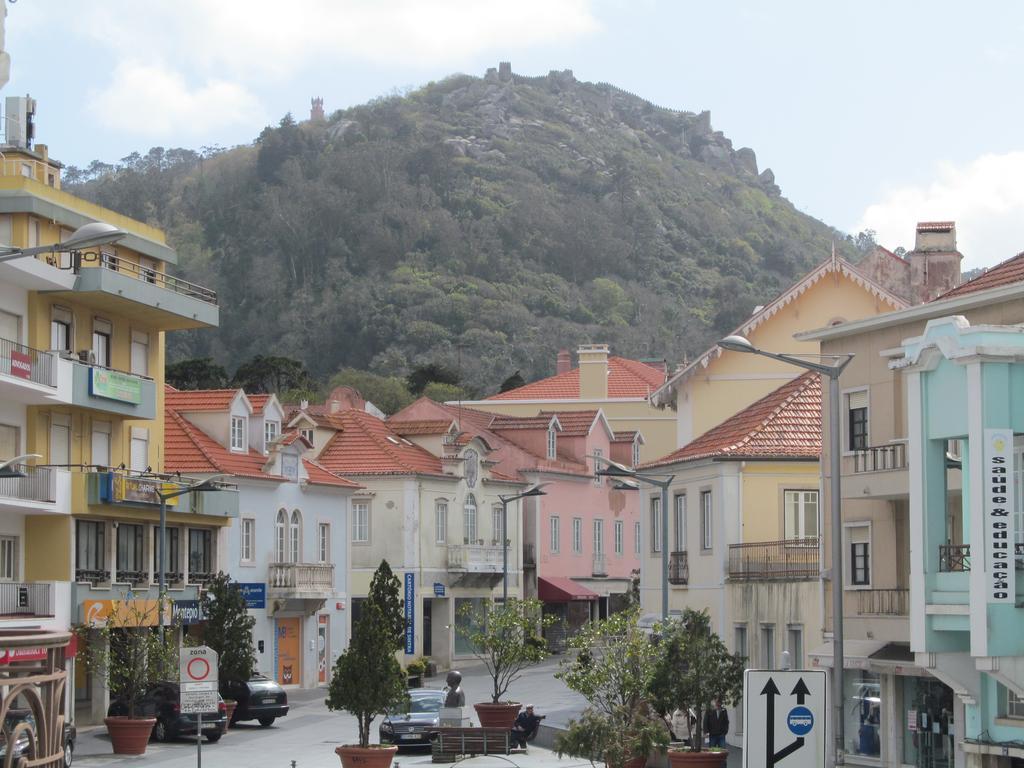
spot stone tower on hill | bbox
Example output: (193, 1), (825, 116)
(310, 97), (325, 123)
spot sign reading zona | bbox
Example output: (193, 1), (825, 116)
(743, 669), (827, 768)
(180, 645), (219, 715)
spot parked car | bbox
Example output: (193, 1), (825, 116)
(221, 674), (289, 727)
(0, 709), (76, 767)
(379, 689), (445, 747)
(107, 682), (227, 743)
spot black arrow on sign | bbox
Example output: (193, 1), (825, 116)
(761, 677), (805, 768)
(792, 678), (810, 705)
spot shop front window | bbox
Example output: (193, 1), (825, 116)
(903, 677), (955, 768)
(845, 671), (881, 758)
(453, 597), (485, 656)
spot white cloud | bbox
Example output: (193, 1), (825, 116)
(855, 152), (1024, 269)
(89, 61), (264, 139)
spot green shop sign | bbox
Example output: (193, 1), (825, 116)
(90, 368), (142, 404)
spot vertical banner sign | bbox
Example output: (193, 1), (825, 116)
(404, 573), (415, 655)
(984, 428), (1015, 603)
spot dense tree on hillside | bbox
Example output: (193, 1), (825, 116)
(165, 358), (229, 390)
(67, 70), (856, 394)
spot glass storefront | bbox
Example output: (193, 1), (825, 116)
(845, 670), (881, 758)
(453, 597), (485, 656)
(902, 677), (954, 768)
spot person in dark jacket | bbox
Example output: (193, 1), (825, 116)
(511, 704), (544, 748)
(703, 699), (729, 748)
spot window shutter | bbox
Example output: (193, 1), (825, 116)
(847, 390), (868, 410)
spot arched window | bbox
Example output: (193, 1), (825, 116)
(463, 494), (478, 545)
(289, 509), (302, 563)
(275, 509), (287, 563)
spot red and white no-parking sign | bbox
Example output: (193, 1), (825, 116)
(180, 645), (219, 714)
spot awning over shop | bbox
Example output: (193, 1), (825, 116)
(808, 640), (929, 677)
(538, 576), (599, 602)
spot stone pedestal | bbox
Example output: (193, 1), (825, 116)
(440, 707), (471, 727)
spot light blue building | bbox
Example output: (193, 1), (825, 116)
(896, 315), (1024, 768)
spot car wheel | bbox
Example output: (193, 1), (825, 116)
(64, 740), (73, 768)
(258, 717), (275, 727)
(152, 719), (169, 743)
(206, 733), (222, 743)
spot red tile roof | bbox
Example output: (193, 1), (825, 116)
(917, 221), (955, 233)
(489, 415), (558, 431)
(165, 388), (241, 412)
(539, 410), (599, 436)
(316, 410), (445, 476)
(643, 372), (821, 467)
(486, 356), (666, 400)
(164, 409), (280, 480)
(937, 251), (1024, 299)
(611, 430), (640, 443)
(388, 419), (455, 436)
(248, 394), (271, 414)
(302, 459), (363, 488)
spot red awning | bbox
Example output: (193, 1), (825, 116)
(538, 576), (599, 602)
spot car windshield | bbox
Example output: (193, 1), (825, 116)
(409, 695), (444, 714)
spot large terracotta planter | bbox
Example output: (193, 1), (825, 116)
(224, 700), (238, 728)
(335, 745), (398, 768)
(104, 716), (157, 755)
(667, 749), (728, 768)
(474, 702), (521, 729)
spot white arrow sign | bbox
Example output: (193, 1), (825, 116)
(743, 669), (827, 768)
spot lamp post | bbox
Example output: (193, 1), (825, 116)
(0, 221), (126, 264)
(498, 484), (548, 603)
(154, 475), (227, 634)
(0, 453), (42, 478)
(591, 456), (674, 620)
(718, 334), (852, 766)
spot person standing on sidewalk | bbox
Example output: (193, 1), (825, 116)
(703, 698), (729, 748)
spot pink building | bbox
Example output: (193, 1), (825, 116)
(391, 398), (642, 642)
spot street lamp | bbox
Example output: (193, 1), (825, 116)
(498, 484), (548, 603)
(0, 221), (126, 264)
(591, 455), (675, 620)
(155, 475), (228, 632)
(718, 334), (852, 766)
(0, 453), (42, 478)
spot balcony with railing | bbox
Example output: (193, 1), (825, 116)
(447, 544), (503, 573)
(844, 441), (910, 500)
(669, 551), (689, 585)
(853, 442), (907, 473)
(728, 537), (820, 580)
(268, 563), (335, 598)
(854, 588), (909, 616)
(592, 553), (607, 577)
(0, 337), (58, 403)
(0, 582), (53, 619)
(69, 359), (156, 419)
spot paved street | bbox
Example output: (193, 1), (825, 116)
(75, 658), (740, 768)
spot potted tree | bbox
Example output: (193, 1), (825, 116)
(76, 596), (179, 755)
(327, 560), (408, 768)
(554, 608), (669, 768)
(201, 572), (257, 728)
(648, 609), (745, 768)
(455, 598), (554, 729)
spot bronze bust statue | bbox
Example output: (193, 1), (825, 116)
(444, 670), (465, 707)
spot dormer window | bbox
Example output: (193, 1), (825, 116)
(230, 416), (246, 452)
(264, 420), (280, 448)
(300, 428), (314, 445)
(282, 453), (299, 481)
(547, 426), (557, 459)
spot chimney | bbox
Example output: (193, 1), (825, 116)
(556, 349), (572, 375)
(577, 344), (609, 400)
(907, 221), (963, 304)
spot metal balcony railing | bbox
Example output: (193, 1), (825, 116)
(728, 537), (820, 580)
(447, 544), (503, 573)
(592, 553), (607, 577)
(76, 250), (218, 305)
(268, 562), (334, 592)
(854, 588), (909, 616)
(0, 582), (53, 618)
(75, 568), (107, 586)
(852, 442), (907, 473)
(0, 465), (55, 503)
(0, 337), (55, 387)
(668, 551), (689, 585)
(938, 544), (970, 572)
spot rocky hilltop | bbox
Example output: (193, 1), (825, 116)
(67, 63), (854, 393)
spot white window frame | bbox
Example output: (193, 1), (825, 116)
(300, 427), (314, 444)
(463, 494), (478, 544)
(844, 521), (872, 588)
(288, 509), (301, 563)
(91, 420), (111, 468)
(130, 330), (149, 376)
(91, 317), (112, 368)
(353, 501), (370, 544)
(592, 448), (604, 485)
(492, 504), (504, 546)
(650, 497), (662, 553)
(673, 493), (686, 552)
(843, 387), (870, 455)
(275, 509), (287, 562)
(593, 519), (604, 555)
(129, 426), (148, 473)
(632, 440), (640, 468)
(635, 521), (641, 555)
(760, 623), (776, 669)
(546, 427), (557, 459)
(318, 522), (330, 564)
(0, 536), (17, 581)
(230, 416), (246, 452)
(240, 517), (255, 564)
(264, 420), (280, 449)
(700, 490), (713, 551)
(614, 520), (624, 555)
(784, 489), (819, 540)
(50, 306), (72, 353)
(550, 515), (560, 554)
(435, 500), (448, 544)
(787, 624), (804, 669)
(572, 517), (583, 554)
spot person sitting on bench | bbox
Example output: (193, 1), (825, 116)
(511, 704), (544, 748)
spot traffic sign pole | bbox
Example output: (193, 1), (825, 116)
(180, 645), (218, 768)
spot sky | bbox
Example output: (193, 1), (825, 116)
(6, 0), (1024, 269)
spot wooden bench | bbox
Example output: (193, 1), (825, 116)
(431, 727), (511, 763)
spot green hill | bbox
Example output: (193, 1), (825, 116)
(66, 64), (858, 394)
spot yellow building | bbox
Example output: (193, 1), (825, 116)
(639, 373), (823, 748)
(0, 141), (235, 723)
(650, 254), (908, 447)
(458, 344), (675, 462)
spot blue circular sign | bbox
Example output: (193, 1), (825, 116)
(787, 706), (814, 736)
